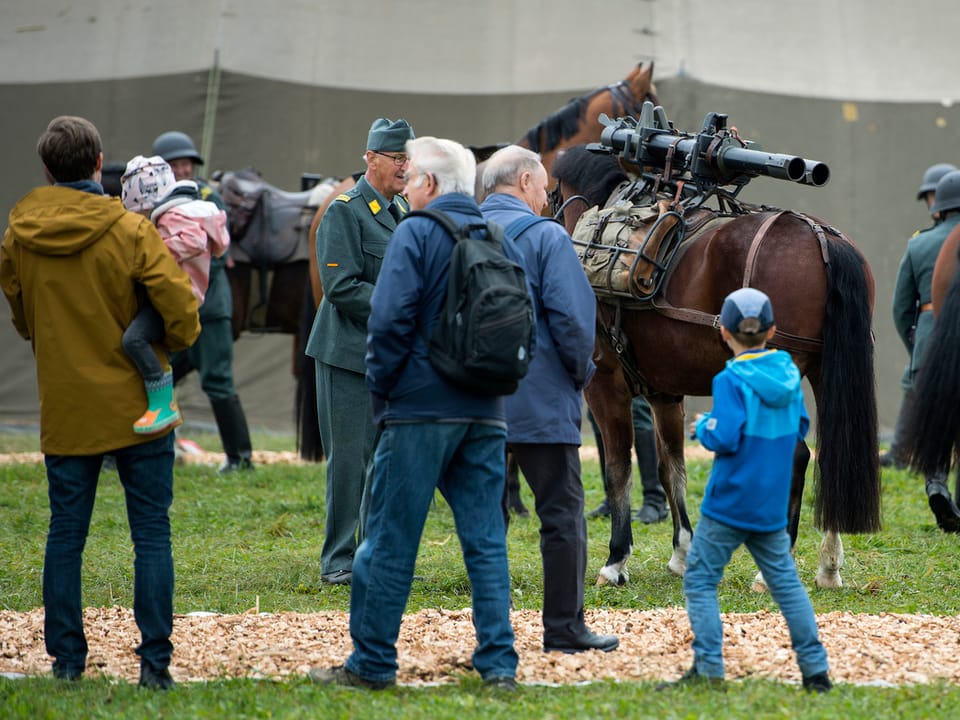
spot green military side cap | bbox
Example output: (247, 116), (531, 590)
(367, 118), (415, 152)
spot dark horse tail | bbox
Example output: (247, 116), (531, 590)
(815, 236), (882, 532)
(903, 259), (960, 477)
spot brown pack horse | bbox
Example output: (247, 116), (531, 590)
(553, 146), (882, 589)
(903, 223), (960, 492)
(296, 63), (659, 465)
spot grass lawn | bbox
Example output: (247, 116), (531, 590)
(2, 429), (960, 718)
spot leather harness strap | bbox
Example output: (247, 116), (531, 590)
(649, 209), (843, 354)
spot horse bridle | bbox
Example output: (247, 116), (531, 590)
(549, 181), (590, 222)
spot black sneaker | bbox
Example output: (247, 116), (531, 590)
(655, 666), (724, 691)
(484, 675), (518, 692)
(139, 663), (175, 690)
(802, 672), (833, 693)
(307, 665), (394, 690)
(927, 480), (960, 533)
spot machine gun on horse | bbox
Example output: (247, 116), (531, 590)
(553, 101), (881, 589)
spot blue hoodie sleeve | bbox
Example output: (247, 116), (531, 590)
(695, 371), (746, 454)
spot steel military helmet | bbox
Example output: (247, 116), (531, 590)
(917, 162), (957, 200)
(152, 131), (204, 165)
(930, 170), (960, 217)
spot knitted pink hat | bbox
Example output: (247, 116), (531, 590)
(121, 155), (175, 212)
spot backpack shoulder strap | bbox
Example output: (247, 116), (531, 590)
(503, 214), (556, 242)
(403, 208), (462, 239)
(404, 208), (499, 245)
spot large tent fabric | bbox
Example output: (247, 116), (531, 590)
(3, 1), (960, 434)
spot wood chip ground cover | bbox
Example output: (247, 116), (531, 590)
(2, 606), (959, 687)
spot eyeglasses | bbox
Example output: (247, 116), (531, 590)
(371, 150), (409, 166)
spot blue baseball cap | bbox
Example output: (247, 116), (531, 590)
(720, 287), (774, 334)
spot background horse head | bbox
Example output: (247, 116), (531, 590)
(555, 143), (881, 589)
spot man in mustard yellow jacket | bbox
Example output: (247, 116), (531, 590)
(0, 116), (200, 689)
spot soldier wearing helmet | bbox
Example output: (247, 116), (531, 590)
(151, 129), (255, 474)
(891, 169), (960, 533)
(917, 162), (958, 216)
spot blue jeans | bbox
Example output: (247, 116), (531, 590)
(346, 421), (517, 684)
(43, 433), (176, 675)
(683, 515), (829, 679)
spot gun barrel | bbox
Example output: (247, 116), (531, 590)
(715, 146), (806, 182)
(798, 159), (830, 187)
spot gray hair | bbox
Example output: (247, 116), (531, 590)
(405, 136), (476, 196)
(481, 145), (543, 196)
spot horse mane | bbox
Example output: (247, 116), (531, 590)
(522, 64), (658, 155)
(552, 144), (628, 207)
(523, 96), (591, 154)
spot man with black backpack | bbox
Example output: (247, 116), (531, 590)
(309, 136), (520, 691)
(481, 145), (619, 654)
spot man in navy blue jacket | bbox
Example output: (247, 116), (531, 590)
(480, 145), (618, 654)
(308, 136), (518, 691)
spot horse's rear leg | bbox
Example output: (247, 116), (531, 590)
(753, 440), (810, 592)
(651, 400), (694, 577)
(815, 531), (844, 588)
(586, 374), (634, 586)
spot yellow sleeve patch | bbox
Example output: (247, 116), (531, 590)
(326, 263), (339, 267)
(335, 194), (351, 202)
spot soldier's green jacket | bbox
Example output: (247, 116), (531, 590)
(892, 214), (960, 387)
(305, 176), (408, 373)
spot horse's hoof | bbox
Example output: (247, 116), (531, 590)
(596, 567), (628, 586)
(815, 570), (843, 589)
(667, 558), (686, 577)
(751, 580), (769, 593)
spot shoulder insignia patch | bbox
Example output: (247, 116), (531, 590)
(335, 193), (351, 202)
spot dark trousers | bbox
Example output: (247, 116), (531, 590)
(505, 443), (588, 643)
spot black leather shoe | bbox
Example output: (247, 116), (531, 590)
(321, 569), (353, 585)
(139, 663), (175, 690)
(587, 499), (611, 519)
(544, 629), (619, 653)
(802, 672), (833, 693)
(218, 457), (254, 475)
(52, 663), (83, 681)
(655, 665), (724, 691)
(634, 503), (668, 524)
(308, 664), (394, 690)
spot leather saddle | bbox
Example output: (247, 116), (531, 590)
(219, 168), (316, 266)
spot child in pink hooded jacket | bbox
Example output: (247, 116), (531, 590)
(120, 155), (230, 434)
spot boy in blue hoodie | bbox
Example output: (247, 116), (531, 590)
(659, 288), (832, 693)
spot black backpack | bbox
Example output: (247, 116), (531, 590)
(404, 208), (542, 396)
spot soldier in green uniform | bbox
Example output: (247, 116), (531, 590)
(305, 117), (415, 584)
(883, 162), (957, 470)
(892, 169), (960, 532)
(152, 130), (255, 474)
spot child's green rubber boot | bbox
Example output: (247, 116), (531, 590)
(133, 371), (182, 434)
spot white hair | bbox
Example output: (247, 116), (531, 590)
(481, 145), (543, 196)
(405, 136), (476, 196)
